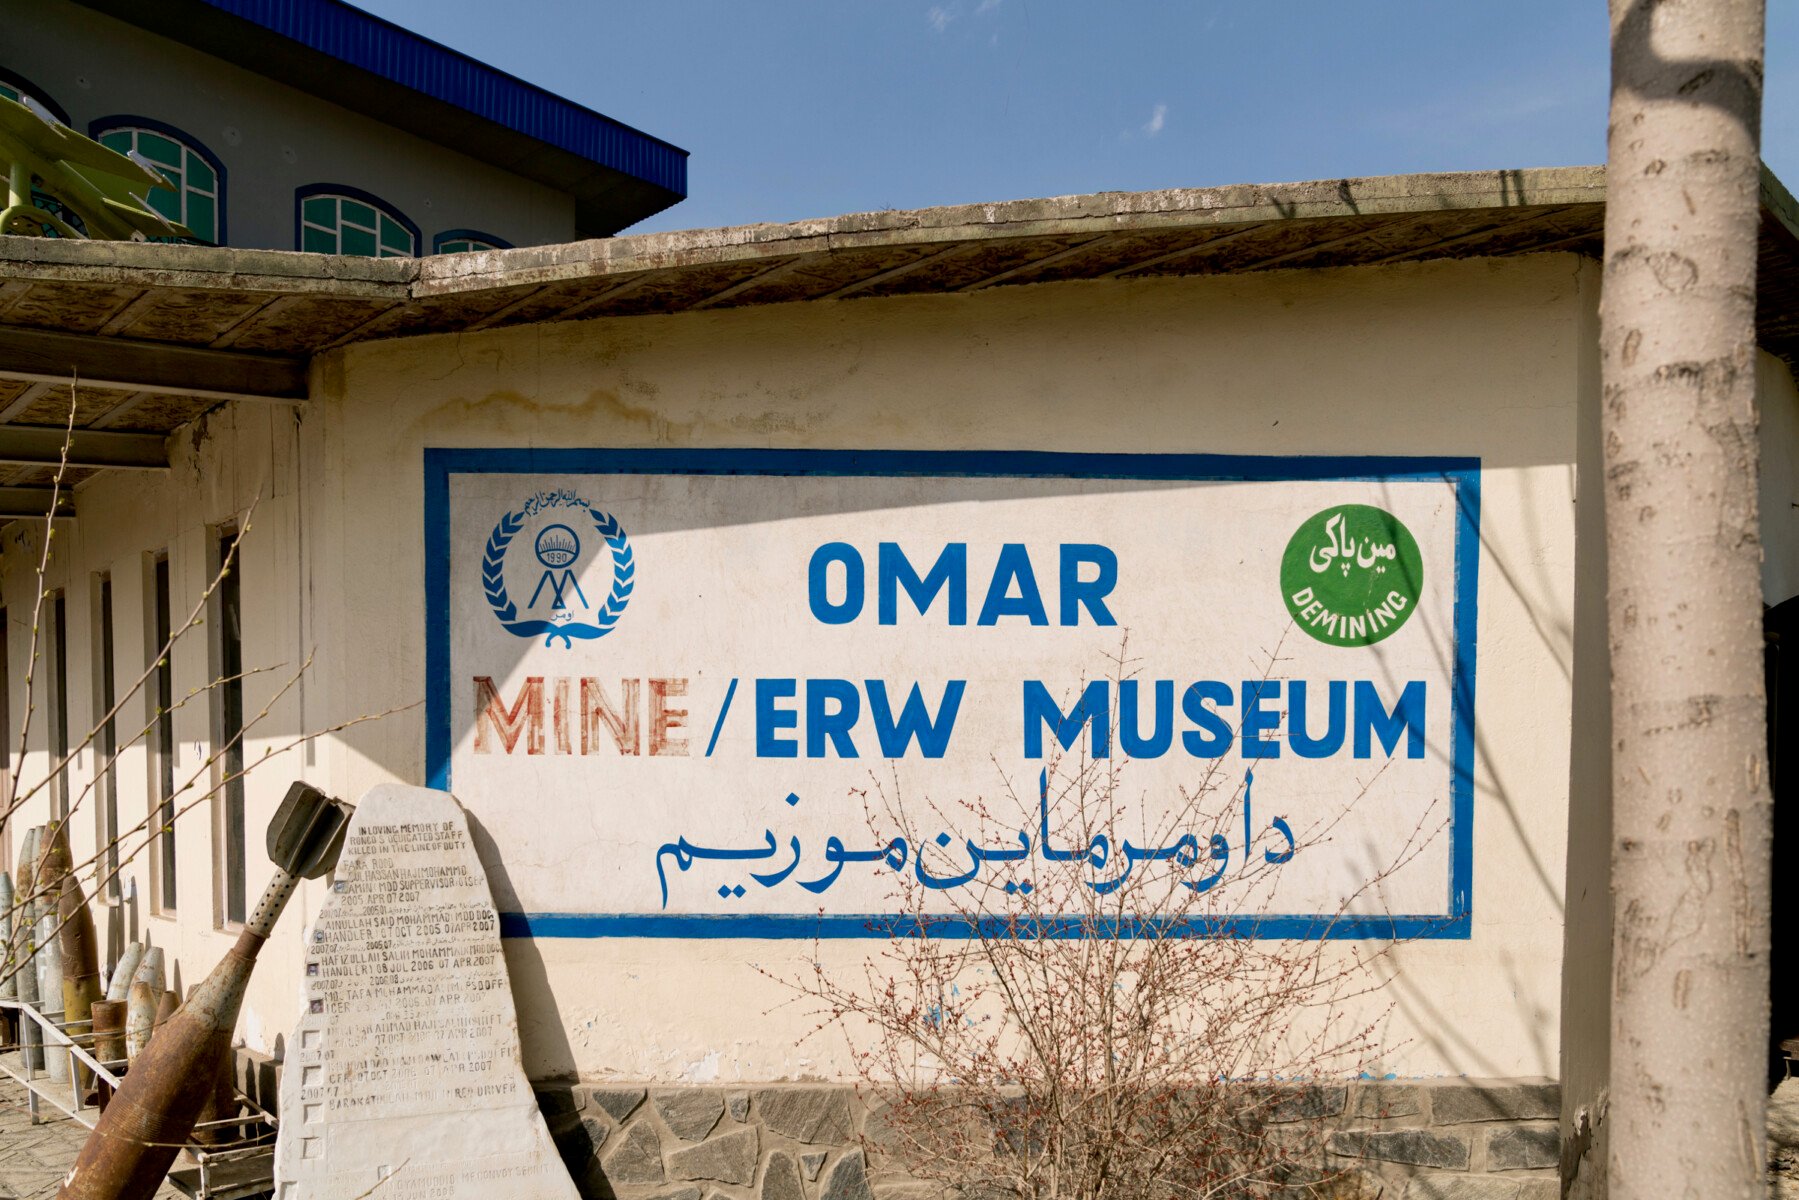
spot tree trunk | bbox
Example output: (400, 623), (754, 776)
(1603, 1), (1771, 1197)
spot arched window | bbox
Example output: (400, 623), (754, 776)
(433, 229), (512, 254)
(296, 186), (417, 257)
(2, 73), (86, 237)
(0, 67), (70, 124)
(91, 118), (225, 245)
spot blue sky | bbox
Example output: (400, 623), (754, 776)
(360, 0), (1799, 235)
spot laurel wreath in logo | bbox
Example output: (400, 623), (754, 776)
(483, 505), (634, 647)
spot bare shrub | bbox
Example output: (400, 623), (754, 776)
(777, 639), (1440, 1200)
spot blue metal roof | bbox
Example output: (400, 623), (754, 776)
(192, 0), (687, 198)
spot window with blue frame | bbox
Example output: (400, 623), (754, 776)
(2, 70), (84, 236)
(298, 188), (416, 257)
(433, 229), (511, 254)
(93, 122), (224, 244)
(0, 69), (68, 122)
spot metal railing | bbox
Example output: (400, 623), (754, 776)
(1, 993), (109, 1125)
(2, 996), (279, 1199)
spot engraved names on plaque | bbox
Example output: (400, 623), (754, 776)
(274, 783), (578, 1200)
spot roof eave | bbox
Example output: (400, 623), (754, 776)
(72, 0), (688, 232)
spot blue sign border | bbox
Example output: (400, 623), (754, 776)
(424, 448), (1480, 941)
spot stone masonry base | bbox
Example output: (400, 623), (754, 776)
(522, 1080), (1563, 1200)
(228, 1053), (1558, 1199)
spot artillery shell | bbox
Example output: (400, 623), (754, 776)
(59, 875), (103, 1092)
(14, 829), (42, 1065)
(33, 824), (71, 897)
(0, 871), (14, 1047)
(106, 942), (144, 1003)
(187, 983), (240, 1146)
(125, 980), (156, 1060)
(1, 869), (14, 999)
(90, 997), (127, 1062)
(14, 830), (42, 1069)
(132, 945), (165, 993)
(59, 930), (262, 1200)
(35, 910), (67, 1083)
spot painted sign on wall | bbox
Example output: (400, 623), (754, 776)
(425, 450), (1478, 939)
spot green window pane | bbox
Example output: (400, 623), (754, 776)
(378, 215), (409, 252)
(99, 130), (132, 153)
(303, 196), (335, 225)
(138, 131), (179, 165)
(302, 225), (336, 254)
(340, 224), (377, 257)
(0, 85), (19, 102)
(439, 240), (469, 254)
(186, 192), (216, 242)
(341, 199), (375, 229)
(146, 187), (180, 223)
(187, 157), (215, 192)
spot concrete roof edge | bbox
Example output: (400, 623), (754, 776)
(0, 234), (418, 298)
(29, 163), (1799, 311)
(1761, 163), (1799, 246)
(411, 166), (1611, 297)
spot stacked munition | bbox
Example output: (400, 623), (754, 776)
(125, 946), (164, 1060)
(14, 827), (42, 1070)
(36, 908), (66, 1081)
(1, 870), (15, 1045)
(90, 997), (127, 1063)
(59, 781), (350, 1200)
(107, 942), (144, 1003)
(184, 981), (242, 1147)
(58, 874), (102, 1092)
(33, 826), (71, 1083)
(97, 940), (143, 1073)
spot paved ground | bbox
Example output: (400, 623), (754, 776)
(1, 1071), (184, 1200)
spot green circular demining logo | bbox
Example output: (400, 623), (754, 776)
(1281, 504), (1422, 647)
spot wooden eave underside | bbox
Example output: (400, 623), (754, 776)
(3, 165), (1797, 508)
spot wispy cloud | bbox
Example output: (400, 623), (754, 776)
(926, 5), (953, 32)
(975, 0), (1002, 13)
(1142, 103), (1168, 137)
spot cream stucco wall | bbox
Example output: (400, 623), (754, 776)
(8, 253), (1611, 1084)
(2, 403), (323, 1052)
(317, 254), (1585, 1082)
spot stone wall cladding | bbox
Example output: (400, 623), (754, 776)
(526, 1078), (1563, 1200)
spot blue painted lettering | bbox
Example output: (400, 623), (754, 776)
(1023, 680), (1110, 758)
(1288, 680), (1347, 758)
(807, 678), (862, 758)
(756, 678), (800, 758)
(1353, 679), (1426, 758)
(878, 542), (968, 625)
(978, 544), (1049, 626)
(1180, 682), (1234, 757)
(1119, 679), (1173, 758)
(808, 543), (865, 624)
(1240, 680), (1282, 759)
(866, 680), (966, 758)
(1059, 544), (1118, 626)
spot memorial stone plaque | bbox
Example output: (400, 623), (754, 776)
(274, 783), (579, 1200)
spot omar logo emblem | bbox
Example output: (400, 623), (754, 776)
(482, 489), (634, 647)
(1280, 504), (1421, 647)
